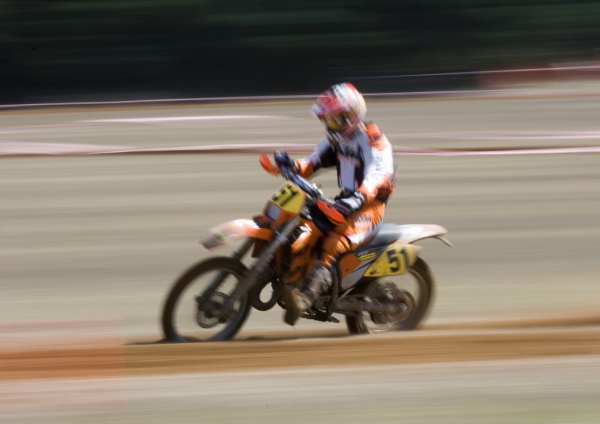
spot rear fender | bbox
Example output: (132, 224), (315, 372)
(339, 224), (449, 289)
(397, 224), (452, 246)
(200, 219), (274, 249)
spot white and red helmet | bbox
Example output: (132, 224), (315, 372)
(311, 83), (367, 139)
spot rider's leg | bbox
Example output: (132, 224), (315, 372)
(283, 201), (385, 326)
(282, 234), (349, 326)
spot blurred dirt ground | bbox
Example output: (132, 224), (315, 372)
(1, 315), (600, 381)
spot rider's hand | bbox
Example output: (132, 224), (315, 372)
(274, 151), (297, 172)
(334, 192), (366, 218)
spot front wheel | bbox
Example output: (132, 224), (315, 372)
(346, 257), (435, 334)
(162, 257), (251, 342)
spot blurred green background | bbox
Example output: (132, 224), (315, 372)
(1, 0), (599, 102)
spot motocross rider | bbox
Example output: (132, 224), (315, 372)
(265, 83), (395, 326)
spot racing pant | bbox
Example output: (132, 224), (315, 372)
(319, 199), (386, 268)
(283, 199), (386, 325)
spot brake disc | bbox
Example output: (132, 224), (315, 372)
(365, 280), (414, 325)
(196, 291), (229, 329)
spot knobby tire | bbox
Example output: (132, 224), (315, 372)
(346, 257), (435, 334)
(162, 257), (251, 342)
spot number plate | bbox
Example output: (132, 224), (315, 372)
(270, 182), (305, 214)
(365, 244), (420, 277)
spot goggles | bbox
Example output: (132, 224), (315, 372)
(323, 113), (351, 132)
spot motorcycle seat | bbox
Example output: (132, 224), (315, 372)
(358, 223), (401, 250)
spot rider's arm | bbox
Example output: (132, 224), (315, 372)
(295, 138), (337, 179)
(356, 124), (395, 203)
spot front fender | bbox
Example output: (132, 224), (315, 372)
(200, 219), (274, 249)
(397, 224), (452, 246)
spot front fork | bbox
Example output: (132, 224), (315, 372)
(195, 238), (255, 311)
(213, 216), (302, 319)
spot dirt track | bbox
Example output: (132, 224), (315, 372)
(2, 314), (599, 381)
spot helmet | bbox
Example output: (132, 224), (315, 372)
(311, 83), (367, 140)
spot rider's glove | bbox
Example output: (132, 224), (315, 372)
(334, 192), (366, 218)
(274, 151), (297, 172)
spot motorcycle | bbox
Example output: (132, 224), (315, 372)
(162, 153), (451, 342)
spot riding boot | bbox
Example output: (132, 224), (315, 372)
(282, 265), (332, 326)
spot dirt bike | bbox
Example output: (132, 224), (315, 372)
(162, 153), (451, 342)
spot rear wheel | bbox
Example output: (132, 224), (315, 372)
(162, 257), (251, 342)
(346, 257), (434, 334)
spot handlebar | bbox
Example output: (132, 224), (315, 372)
(260, 151), (327, 202)
(280, 163), (345, 224)
(279, 164), (323, 200)
(271, 157), (345, 224)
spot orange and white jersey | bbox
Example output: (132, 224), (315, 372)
(296, 123), (395, 203)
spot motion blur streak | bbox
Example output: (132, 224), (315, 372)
(2, 80), (600, 110)
(1, 95), (599, 423)
(3, 141), (600, 158)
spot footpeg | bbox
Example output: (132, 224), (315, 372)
(301, 310), (340, 323)
(326, 315), (340, 323)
